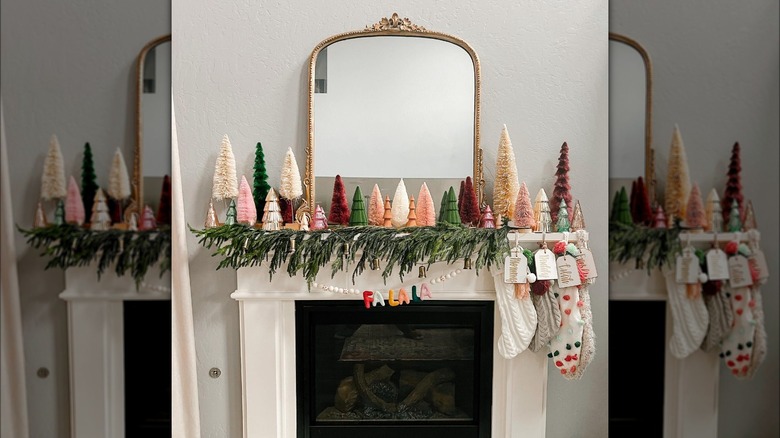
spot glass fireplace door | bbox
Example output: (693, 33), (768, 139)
(296, 300), (493, 438)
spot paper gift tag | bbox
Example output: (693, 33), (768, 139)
(556, 255), (581, 288)
(749, 249), (770, 282)
(705, 248), (730, 280)
(579, 248), (598, 279)
(534, 249), (558, 280)
(504, 253), (528, 284)
(728, 255), (753, 288)
(675, 248), (699, 284)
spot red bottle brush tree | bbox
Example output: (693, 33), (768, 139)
(721, 142), (743, 225)
(156, 175), (172, 225)
(458, 179), (465, 218)
(631, 177), (652, 225)
(460, 176), (480, 226)
(328, 175), (350, 225)
(550, 142), (573, 223)
(685, 183), (705, 229)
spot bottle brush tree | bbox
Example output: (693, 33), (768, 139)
(212, 134), (238, 202)
(493, 125), (520, 219)
(550, 142), (573, 223)
(513, 181), (534, 229)
(460, 176), (480, 226)
(721, 142), (743, 225)
(328, 175), (350, 225)
(685, 183), (705, 229)
(81, 142), (99, 217)
(252, 142), (271, 214)
(156, 175), (172, 225)
(41, 134), (67, 201)
(416, 182), (436, 226)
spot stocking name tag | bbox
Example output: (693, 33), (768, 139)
(706, 248), (730, 280)
(534, 249), (558, 280)
(675, 248), (699, 284)
(504, 254), (528, 284)
(579, 248), (598, 279)
(749, 249), (770, 282)
(556, 255), (581, 288)
(728, 255), (753, 288)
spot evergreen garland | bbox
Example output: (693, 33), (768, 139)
(18, 224), (171, 287)
(609, 221), (682, 272)
(191, 223), (511, 285)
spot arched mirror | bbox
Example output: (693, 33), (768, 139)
(608, 32), (654, 201)
(304, 13), (482, 215)
(130, 34), (172, 217)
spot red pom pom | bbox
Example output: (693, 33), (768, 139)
(553, 241), (567, 255)
(724, 241), (739, 255)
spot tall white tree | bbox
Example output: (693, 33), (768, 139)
(41, 134), (67, 200)
(391, 179), (410, 228)
(107, 148), (131, 201)
(493, 125), (520, 219)
(212, 134), (238, 201)
(279, 147), (303, 201)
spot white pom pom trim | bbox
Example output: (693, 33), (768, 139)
(698, 273), (708, 283)
(526, 273), (537, 283)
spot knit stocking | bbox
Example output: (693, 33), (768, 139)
(493, 269), (537, 359)
(665, 269), (709, 359)
(701, 284), (734, 353)
(529, 288), (561, 353)
(746, 286), (766, 378)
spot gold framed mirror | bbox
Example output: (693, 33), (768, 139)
(303, 13), (483, 216)
(608, 32), (655, 201)
(129, 34), (172, 218)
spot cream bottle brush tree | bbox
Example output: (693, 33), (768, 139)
(391, 179), (410, 228)
(41, 134), (67, 202)
(279, 147), (303, 221)
(212, 134), (238, 203)
(108, 148), (131, 222)
(665, 125), (692, 222)
(493, 125), (520, 220)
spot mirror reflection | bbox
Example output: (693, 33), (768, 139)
(609, 39), (647, 179)
(313, 36), (475, 180)
(140, 39), (172, 211)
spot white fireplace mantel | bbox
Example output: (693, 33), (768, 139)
(60, 265), (170, 438)
(233, 262), (550, 438)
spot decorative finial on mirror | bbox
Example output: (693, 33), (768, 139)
(366, 13), (427, 32)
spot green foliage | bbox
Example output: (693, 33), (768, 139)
(81, 143), (99, 216)
(18, 224), (171, 287)
(443, 187), (461, 225)
(253, 142), (271, 213)
(349, 186), (368, 226)
(609, 221), (682, 272)
(191, 223), (510, 285)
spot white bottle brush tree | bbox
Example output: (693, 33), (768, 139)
(212, 134), (238, 220)
(279, 147), (303, 221)
(107, 148), (131, 223)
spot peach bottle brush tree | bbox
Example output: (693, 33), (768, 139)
(513, 181), (535, 230)
(237, 175), (257, 226)
(368, 184), (384, 226)
(416, 182), (436, 226)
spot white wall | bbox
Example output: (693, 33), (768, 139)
(0, 1), (170, 436)
(611, 1), (779, 435)
(173, 1), (608, 436)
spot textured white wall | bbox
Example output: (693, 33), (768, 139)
(173, 1), (608, 436)
(0, 1), (170, 436)
(611, 1), (779, 435)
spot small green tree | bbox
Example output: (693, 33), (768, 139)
(253, 142), (271, 213)
(81, 143), (99, 216)
(556, 199), (570, 232)
(438, 191), (448, 223)
(349, 186), (368, 226)
(225, 198), (238, 225)
(727, 199), (742, 232)
(443, 186), (461, 225)
(617, 186), (632, 225)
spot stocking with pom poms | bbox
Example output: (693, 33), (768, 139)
(745, 230), (768, 378)
(569, 231), (596, 379)
(546, 240), (587, 379)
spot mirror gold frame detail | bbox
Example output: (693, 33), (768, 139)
(129, 34), (171, 219)
(609, 32), (655, 202)
(303, 13), (483, 216)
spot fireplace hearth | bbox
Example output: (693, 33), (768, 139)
(296, 301), (494, 438)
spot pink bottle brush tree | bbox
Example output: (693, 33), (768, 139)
(236, 175), (257, 225)
(416, 182), (436, 226)
(65, 176), (85, 226)
(513, 181), (535, 229)
(685, 183), (705, 229)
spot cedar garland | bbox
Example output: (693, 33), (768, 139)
(191, 223), (510, 285)
(609, 221), (682, 271)
(18, 224), (171, 286)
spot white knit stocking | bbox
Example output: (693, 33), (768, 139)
(492, 269), (537, 359)
(665, 269), (709, 359)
